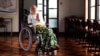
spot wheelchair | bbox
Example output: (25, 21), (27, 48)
(19, 23), (44, 50)
(19, 23), (58, 55)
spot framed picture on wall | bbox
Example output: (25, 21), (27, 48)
(0, 0), (16, 13)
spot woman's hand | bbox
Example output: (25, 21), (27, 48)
(36, 13), (40, 21)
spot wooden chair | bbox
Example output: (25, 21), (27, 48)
(0, 17), (7, 36)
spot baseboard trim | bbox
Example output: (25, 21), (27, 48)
(0, 32), (66, 37)
(0, 32), (19, 37)
(12, 32), (19, 36)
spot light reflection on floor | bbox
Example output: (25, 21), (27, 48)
(0, 36), (94, 56)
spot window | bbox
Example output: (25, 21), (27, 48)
(49, 0), (57, 8)
(86, 0), (100, 20)
(98, 0), (100, 19)
(90, 7), (95, 19)
(90, 0), (95, 6)
(89, 0), (96, 20)
(37, 0), (58, 29)
(37, 0), (43, 16)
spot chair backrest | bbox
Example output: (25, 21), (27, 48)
(0, 17), (6, 27)
(0, 17), (4, 22)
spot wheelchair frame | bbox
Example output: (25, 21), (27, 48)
(19, 25), (58, 55)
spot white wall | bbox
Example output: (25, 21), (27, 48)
(0, 0), (19, 32)
(59, 0), (85, 32)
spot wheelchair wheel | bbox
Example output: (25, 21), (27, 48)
(19, 27), (32, 51)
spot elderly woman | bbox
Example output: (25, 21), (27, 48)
(28, 5), (59, 54)
(28, 5), (45, 33)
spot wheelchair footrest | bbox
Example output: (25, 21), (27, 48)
(37, 50), (58, 55)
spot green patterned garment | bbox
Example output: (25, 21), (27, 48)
(36, 25), (59, 51)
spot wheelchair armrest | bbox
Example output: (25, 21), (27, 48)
(28, 23), (32, 25)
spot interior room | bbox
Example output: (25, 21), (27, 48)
(0, 0), (100, 56)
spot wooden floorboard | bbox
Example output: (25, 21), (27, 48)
(0, 36), (93, 56)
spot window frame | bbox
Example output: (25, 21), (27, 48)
(87, 0), (100, 20)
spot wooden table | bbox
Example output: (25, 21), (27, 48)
(4, 18), (13, 36)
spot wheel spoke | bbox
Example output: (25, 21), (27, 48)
(19, 27), (32, 51)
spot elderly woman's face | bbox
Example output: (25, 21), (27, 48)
(31, 5), (37, 14)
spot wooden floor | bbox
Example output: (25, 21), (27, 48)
(0, 36), (94, 56)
